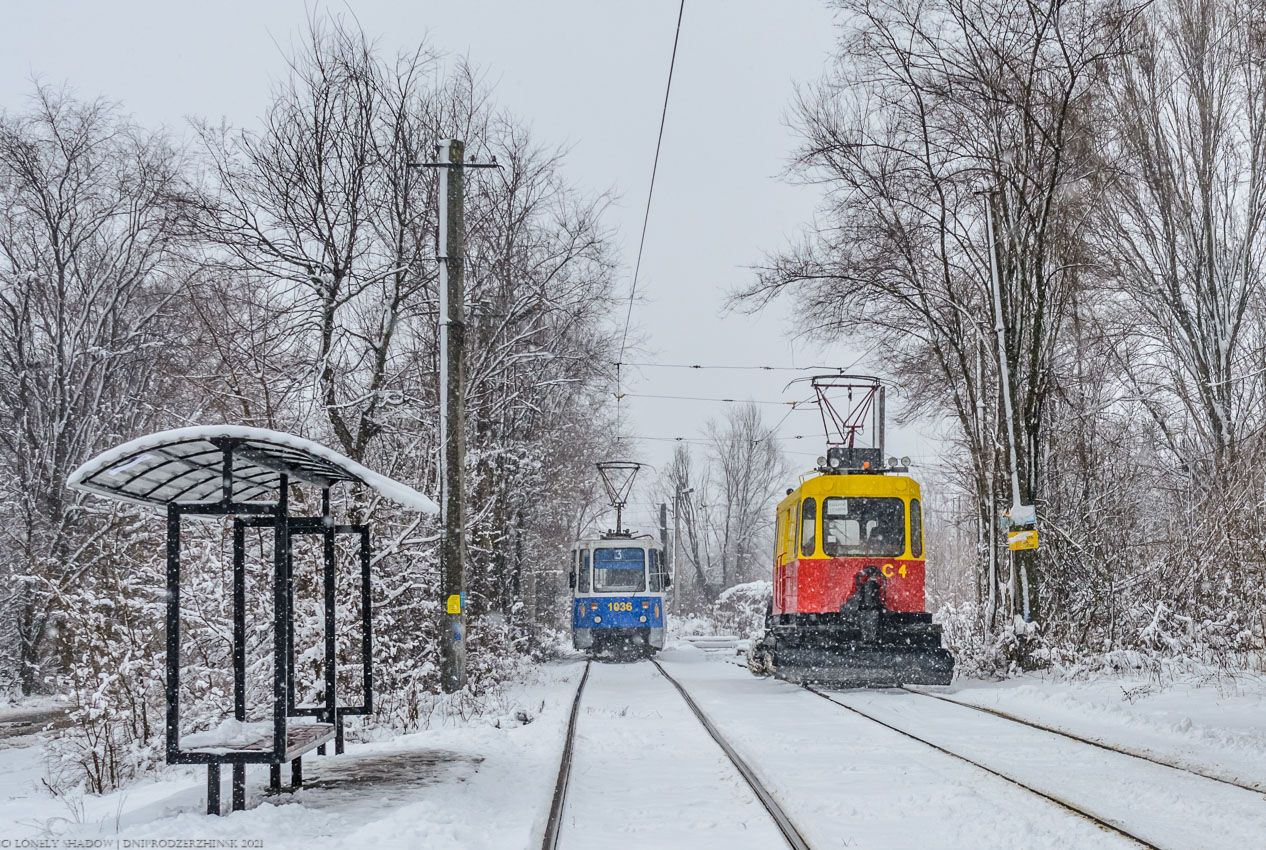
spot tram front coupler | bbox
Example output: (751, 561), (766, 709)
(854, 566), (885, 644)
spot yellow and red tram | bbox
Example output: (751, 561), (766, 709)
(749, 377), (954, 687)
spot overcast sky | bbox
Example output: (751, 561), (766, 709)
(1, 0), (941, 531)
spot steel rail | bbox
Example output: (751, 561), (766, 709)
(902, 685), (1263, 794)
(540, 660), (591, 850)
(651, 659), (814, 850)
(804, 686), (1163, 850)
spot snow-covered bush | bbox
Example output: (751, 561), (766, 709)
(711, 580), (772, 639)
(44, 511), (166, 794)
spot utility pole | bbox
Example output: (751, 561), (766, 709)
(672, 485), (693, 613)
(673, 488), (682, 614)
(413, 139), (499, 693)
(659, 503), (669, 553)
(986, 190), (1037, 644)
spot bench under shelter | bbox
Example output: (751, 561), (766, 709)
(67, 426), (438, 815)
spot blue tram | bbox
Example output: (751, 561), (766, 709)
(569, 536), (669, 654)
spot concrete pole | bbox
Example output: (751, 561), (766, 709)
(438, 139), (467, 693)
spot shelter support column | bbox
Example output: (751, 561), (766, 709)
(272, 476), (289, 763)
(165, 505), (180, 763)
(322, 488), (338, 754)
(233, 519), (246, 723)
(206, 763), (220, 816)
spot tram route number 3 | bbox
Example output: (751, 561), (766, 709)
(605, 601), (635, 612)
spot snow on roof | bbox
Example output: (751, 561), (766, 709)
(67, 425), (438, 514)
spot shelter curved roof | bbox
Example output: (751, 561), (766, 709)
(67, 425), (438, 513)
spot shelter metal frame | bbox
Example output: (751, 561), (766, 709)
(67, 429), (436, 816)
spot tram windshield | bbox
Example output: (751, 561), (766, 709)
(822, 497), (906, 557)
(591, 548), (646, 592)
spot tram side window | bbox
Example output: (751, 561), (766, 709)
(800, 498), (816, 557)
(822, 497), (906, 557)
(911, 499), (923, 558)
(578, 549), (591, 593)
(649, 549), (664, 591)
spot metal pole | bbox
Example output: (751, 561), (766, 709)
(165, 505), (181, 764)
(672, 490), (681, 614)
(986, 192), (1030, 625)
(272, 475), (289, 762)
(359, 526), (372, 719)
(877, 385), (886, 459)
(232, 519), (245, 723)
(986, 193), (1023, 513)
(321, 488), (337, 750)
(438, 139), (468, 693)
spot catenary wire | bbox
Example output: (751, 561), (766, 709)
(615, 0), (686, 442)
(616, 361), (836, 372)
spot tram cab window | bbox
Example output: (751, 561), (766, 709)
(911, 499), (923, 558)
(786, 504), (800, 560)
(592, 548), (646, 592)
(800, 498), (817, 557)
(649, 549), (665, 591)
(578, 549), (591, 593)
(821, 497), (906, 557)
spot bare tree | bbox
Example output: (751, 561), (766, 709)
(0, 88), (190, 693)
(1098, 0), (1266, 475)
(705, 403), (785, 587)
(740, 0), (1124, 636)
(192, 16), (443, 462)
(658, 406), (786, 603)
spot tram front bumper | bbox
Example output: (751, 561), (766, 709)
(575, 626), (661, 652)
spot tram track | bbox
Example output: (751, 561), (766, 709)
(546, 654), (1252, 849)
(805, 685), (1167, 850)
(721, 649), (1258, 846)
(543, 658), (808, 850)
(901, 685), (1264, 794)
(725, 651), (1261, 795)
(541, 660), (590, 850)
(650, 658), (814, 850)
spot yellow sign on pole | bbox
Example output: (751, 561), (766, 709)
(446, 594), (462, 614)
(1008, 529), (1039, 551)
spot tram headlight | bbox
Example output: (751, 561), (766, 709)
(828, 456), (841, 468)
(900, 456), (911, 466)
(639, 615), (648, 623)
(887, 456), (898, 468)
(816, 456), (827, 468)
(593, 615), (602, 624)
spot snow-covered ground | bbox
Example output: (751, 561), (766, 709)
(658, 646), (1138, 849)
(0, 664), (585, 849)
(1, 648), (1265, 849)
(827, 685), (1266, 847)
(929, 672), (1266, 790)
(559, 659), (785, 848)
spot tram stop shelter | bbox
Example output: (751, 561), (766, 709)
(67, 426), (438, 815)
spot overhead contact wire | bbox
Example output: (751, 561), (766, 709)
(615, 0), (686, 442)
